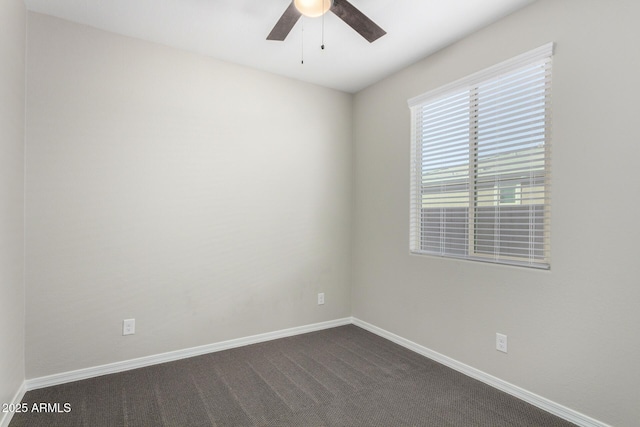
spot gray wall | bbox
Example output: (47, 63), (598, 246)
(0, 0), (26, 418)
(352, 0), (640, 426)
(25, 13), (353, 379)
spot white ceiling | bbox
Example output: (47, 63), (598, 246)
(23, 0), (536, 93)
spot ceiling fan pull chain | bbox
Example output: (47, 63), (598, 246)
(321, 0), (325, 50)
(301, 17), (304, 64)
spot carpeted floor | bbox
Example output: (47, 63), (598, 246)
(10, 325), (575, 426)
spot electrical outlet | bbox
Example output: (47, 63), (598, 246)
(317, 293), (325, 305)
(123, 319), (135, 336)
(496, 333), (507, 353)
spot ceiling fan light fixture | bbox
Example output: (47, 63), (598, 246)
(294, 0), (333, 18)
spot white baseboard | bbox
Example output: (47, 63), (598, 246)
(0, 381), (26, 427)
(26, 317), (352, 391)
(352, 317), (609, 427)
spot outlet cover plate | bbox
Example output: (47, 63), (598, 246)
(123, 319), (135, 336)
(496, 333), (507, 353)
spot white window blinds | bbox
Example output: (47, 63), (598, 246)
(408, 43), (553, 269)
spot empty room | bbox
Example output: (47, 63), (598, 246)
(1, 0), (638, 426)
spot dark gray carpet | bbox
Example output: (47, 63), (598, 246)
(10, 325), (575, 426)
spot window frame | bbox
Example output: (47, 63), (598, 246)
(408, 43), (553, 269)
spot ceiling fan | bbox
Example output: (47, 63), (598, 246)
(267, 0), (386, 43)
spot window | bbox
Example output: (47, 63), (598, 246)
(408, 43), (553, 269)
(494, 183), (520, 205)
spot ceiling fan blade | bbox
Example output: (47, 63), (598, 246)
(330, 0), (386, 43)
(267, 2), (301, 41)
